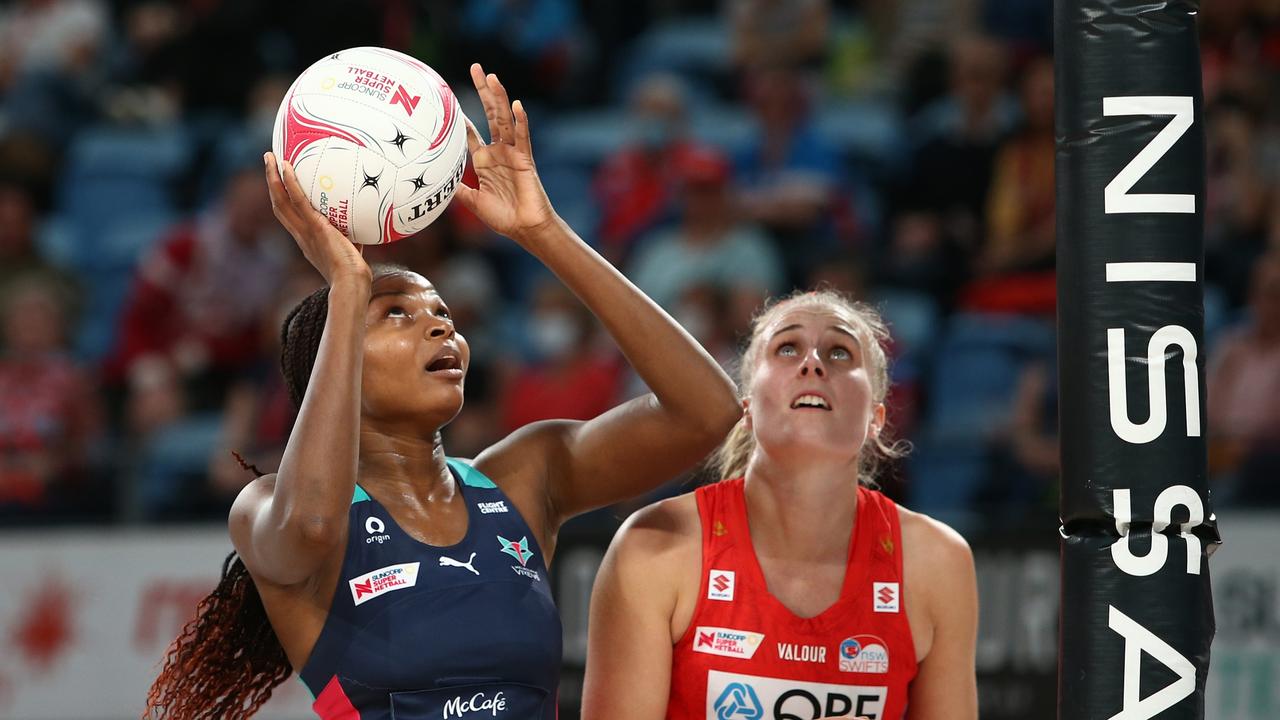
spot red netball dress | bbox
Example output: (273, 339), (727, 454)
(667, 478), (917, 720)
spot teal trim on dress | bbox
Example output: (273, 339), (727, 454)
(446, 458), (498, 488)
(351, 484), (371, 503)
(296, 674), (316, 700)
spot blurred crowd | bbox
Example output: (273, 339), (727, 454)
(1, 0), (1278, 531)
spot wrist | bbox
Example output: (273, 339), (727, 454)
(512, 213), (567, 247)
(330, 271), (373, 296)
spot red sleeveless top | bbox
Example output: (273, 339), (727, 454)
(666, 478), (916, 720)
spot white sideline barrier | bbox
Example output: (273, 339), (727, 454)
(0, 514), (1275, 719)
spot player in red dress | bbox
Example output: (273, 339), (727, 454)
(582, 290), (978, 720)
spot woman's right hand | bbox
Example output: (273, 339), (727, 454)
(263, 152), (371, 286)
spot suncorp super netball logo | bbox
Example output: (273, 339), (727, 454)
(693, 626), (764, 660)
(348, 562), (420, 606)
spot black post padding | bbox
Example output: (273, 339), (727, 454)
(1055, 0), (1220, 718)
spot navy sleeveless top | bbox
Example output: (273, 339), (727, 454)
(298, 459), (562, 719)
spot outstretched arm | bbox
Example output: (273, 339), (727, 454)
(229, 154), (372, 586)
(458, 64), (740, 525)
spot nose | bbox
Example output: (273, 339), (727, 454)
(425, 315), (454, 340)
(799, 349), (825, 378)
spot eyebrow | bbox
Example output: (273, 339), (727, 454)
(769, 323), (862, 346)
(370, 288), (439, 301)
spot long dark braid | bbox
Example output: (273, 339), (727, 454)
(144, 264), (407, 719)
(280, 285), (331, 408)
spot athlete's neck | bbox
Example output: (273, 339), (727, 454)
(741, 451), (859, 564)
(357, 429), (455, 505)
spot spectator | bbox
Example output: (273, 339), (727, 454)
(0, 274), (103, 517)
(727, 0), (830, 72)
(454, 0), (581, 101)
(206, 263), (320, 510)
(593, 74), (698, 263)
(1208, 252), (1280, 505)
(1006, 357), (1058, 514)
(885, 36), (1016, 302)
(627, 146), (784, 309)
(976, 54), (1055, 277)
(957, 54), (1056, 315)
(107, 165), (287, 412)
(0, 0), (108, 145)
(0, 177), (77, 302)
(1204, 95), (1278, 308)
(499, 279), (621, 432)
(734, 64), (843, 277)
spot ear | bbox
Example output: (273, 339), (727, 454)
(869, 403), (886, 440)
(742, 396), (752, 430)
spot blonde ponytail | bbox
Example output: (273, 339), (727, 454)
(713, 416), (756, 481)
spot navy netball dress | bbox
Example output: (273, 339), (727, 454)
(298, 459), (562, 719)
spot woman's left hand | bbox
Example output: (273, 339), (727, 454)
(456, 63), (558, 245)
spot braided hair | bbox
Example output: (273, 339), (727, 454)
(143, 264), (408, 719)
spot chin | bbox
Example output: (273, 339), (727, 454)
(761, 428), (865, 459)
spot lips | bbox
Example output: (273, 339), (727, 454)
(425, 346), (463, 374)
(790, 392), (831, 410)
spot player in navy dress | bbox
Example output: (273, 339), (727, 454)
(143, 63), (741, 720)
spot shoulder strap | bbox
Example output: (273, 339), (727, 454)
(446, 457), (498, 488)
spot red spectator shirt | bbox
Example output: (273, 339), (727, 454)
(667, 479), (917, 720)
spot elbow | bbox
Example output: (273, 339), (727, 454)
(276, 508), (345, 551)
(692, 382), (743, 444)
(294, 514), (344, 548)
(712, 376), (744, 431)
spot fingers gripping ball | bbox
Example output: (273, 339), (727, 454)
(272, 47), (468, 245)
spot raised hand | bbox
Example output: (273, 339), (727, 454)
(263, 152), (371, 286)
(455, 63), (558, 245)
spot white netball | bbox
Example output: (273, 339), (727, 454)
(272, 47), (468, 245)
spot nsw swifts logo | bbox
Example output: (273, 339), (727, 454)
(365, 516), (390, 544)
(708, 570), (736, 601)
(348, 562), (420, 605)
(390, 84), (421, 116)
(840, 635), (890, 674)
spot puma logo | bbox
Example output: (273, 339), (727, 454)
(439, 552), (479, 576)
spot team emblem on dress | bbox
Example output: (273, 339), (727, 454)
(497, 535), (533, 566)
(839, 635), (890, 674)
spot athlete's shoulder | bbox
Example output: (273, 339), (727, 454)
(597, 492), (701, 615)
(897, 505), (976, 610)
(897, 505), (972, 562)
(613, 491), (702, 560)
(606, 486), (706, 571)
